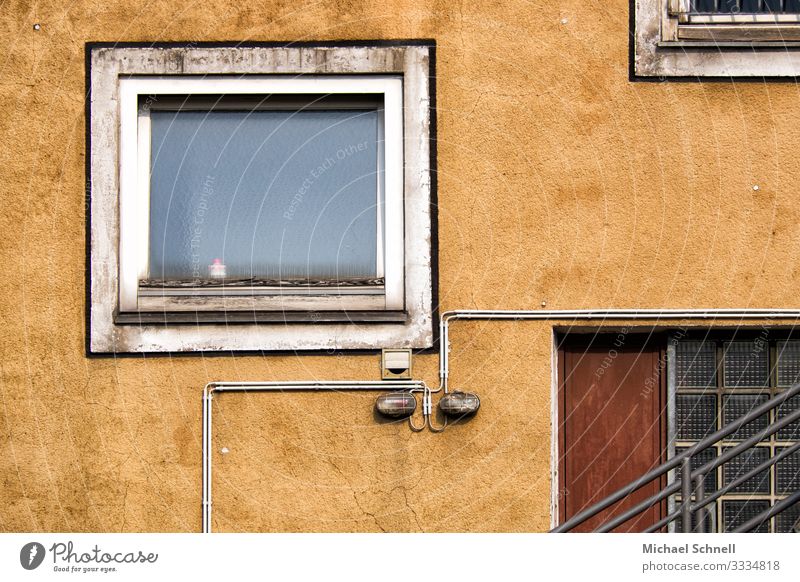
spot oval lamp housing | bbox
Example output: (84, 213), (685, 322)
(439, 391), (480, 417)
(376, 392), (417, 418)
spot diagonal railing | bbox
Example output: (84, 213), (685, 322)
(552, 382), (800, 533)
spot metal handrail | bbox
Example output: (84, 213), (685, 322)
(551, 382), (800, 533)
(644, 440), (800, 532)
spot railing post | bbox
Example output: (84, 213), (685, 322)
(681, 458), (692, 533)
(693, 472), (706, 533)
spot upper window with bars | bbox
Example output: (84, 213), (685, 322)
(634, 0), (800, 76)
(668, 0), (800, 42)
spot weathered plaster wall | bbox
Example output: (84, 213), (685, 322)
(2, 0), (800, 532)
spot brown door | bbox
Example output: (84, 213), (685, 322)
(558, 333), (667, 532)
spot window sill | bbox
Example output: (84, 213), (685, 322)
(677, 24), (800, 42)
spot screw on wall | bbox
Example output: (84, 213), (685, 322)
(33, 23), (41, 30)
(753, 185), (760, 191)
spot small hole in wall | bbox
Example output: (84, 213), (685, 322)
(33, 23), (41, 31)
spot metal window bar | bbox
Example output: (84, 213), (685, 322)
(691, 0), (800, 13)
(551, 381), (800, 533)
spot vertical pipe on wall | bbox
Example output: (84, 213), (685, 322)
(201, 381), (427, 533)
(681, 458), (692, 533)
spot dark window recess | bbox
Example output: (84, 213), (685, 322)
(692, 0), (800, 11)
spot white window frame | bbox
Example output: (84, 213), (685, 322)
(118, 76), (404, 313)
(634, 0), (800, 77)
(88, 44), (435, 353)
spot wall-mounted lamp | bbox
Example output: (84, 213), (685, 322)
(375, 391), (417, 418)
(438, 391), (480, 417)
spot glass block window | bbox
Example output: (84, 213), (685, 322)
(777, 341), (800, 387)
(676, 341), (716, 388)
(723, 395), (770, 441)
(775, 447), (800, 495)
(775, 504), (800, 533)
(722, 500), (770, 533)
(676, 395), (717, 441)
(723, 341), (769, 388)
(671, 336), (800, 533)
(723, 447), (770, 494)
(776, 395), (800, 441)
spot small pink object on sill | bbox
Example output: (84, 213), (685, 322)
(208, 258), (226, 279)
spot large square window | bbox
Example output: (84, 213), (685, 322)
(88, 44), (435, 353)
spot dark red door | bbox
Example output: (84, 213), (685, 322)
(558, 334), (667, 532)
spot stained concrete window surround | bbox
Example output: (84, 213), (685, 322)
(634, 0), (800, 77)
(87, 43), (436, 354)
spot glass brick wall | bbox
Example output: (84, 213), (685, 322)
(672, 337), (800, 532)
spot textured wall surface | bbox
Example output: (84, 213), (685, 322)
(2, 0), (800, 532)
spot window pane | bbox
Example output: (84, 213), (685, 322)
(691, 0), (718, 12)
(776, 447), (800, 494)
(775, 504), (800, 532)
(776, 394), (800, 440)
(723, 341), (769, 388)
(722, 394), (770, 441)
(723, 447), (771, 494)
(776, 341), (800, 387)
(676, 341), (717, 388)
(148, 108), (380, 281)
(722, 500), (770, 532)
(676, 394), (717, 441)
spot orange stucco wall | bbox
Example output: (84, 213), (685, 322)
(2, 0), (800, 532)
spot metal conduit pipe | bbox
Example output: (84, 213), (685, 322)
(202, 380), (428, 533)
(438, 309), (800, 393)
(201, 308), (800, 533)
